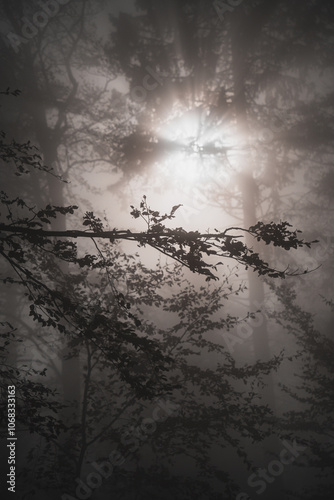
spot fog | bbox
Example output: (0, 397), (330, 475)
(0, 1), (333, 499)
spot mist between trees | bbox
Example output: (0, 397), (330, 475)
(6, 0), (72, 54)
(61, 398), (180, 499)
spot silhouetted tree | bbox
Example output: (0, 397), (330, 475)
(0, 95), (318, 498)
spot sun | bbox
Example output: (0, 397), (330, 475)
(154, 106), (238, 185)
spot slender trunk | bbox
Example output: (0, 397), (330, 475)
(46, 150), (81, 422)
(230, 8), (275, 409)
(43, 138), (82, 486)
(30, 97), (82, 490)
(24, 65), (82, 419)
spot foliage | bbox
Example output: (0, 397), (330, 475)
(0, 321), (66, 440)
(0, 95), (318, 497)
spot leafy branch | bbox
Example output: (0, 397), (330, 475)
(0, 197), (318, 281)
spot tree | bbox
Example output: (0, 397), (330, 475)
(0, 93), (318, 498)
(269, 284), (334, 499)
(105, 5), (334, 497)
(0, 0), (126, 424)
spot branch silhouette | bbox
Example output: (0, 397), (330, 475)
(0, 197), (318, 281)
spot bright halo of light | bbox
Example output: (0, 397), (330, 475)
(155, 107), (239, 185)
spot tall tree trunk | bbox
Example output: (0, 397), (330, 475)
(230, 7), (275, 407)
(44, 138), (81, 422)
(42, 127), (82, 484)
(230, 6), (284, 499)
(21, 60), (82, 422)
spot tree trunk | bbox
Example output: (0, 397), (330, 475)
(230, 6), (284, 499)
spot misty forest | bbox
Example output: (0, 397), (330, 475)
(0, 0), (333, 499)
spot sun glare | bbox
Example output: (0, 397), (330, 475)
(155, 107), (238, 185)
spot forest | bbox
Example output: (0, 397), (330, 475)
(0, 0), (333, 499)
